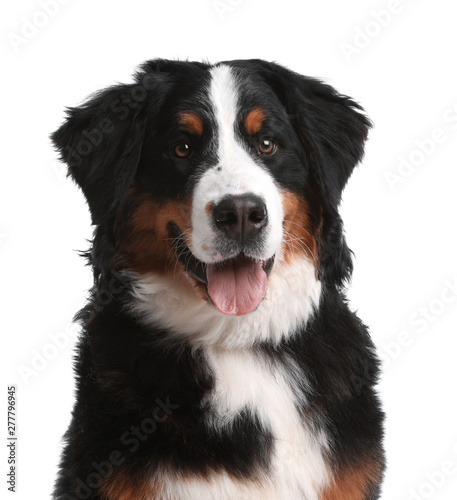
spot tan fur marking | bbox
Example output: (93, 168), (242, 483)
(244, 107), (266, 135)
(320, 462), (382, 500)
(115, 189), (193, 276)
(281, 191), (319, 267)
(115, 189), (208, 297)
(179, 111), (203, 136)
(100, 472), (161, 500)
(205, 201), (214, 218)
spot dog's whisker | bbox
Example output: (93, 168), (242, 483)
(282, 227), (317, 263)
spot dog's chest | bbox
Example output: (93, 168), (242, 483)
(157, 349), (330, 500)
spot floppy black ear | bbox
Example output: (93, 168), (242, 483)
(288, 78), (371, 209)
(250, 60), (372, 286)
(287, 73), (372, 287)
(51, 84), (147, 225)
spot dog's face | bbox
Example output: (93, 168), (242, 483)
(119, 63), (318, 317)
(53, 60), (370, 338)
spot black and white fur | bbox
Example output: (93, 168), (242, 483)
(52, 59), (384, 500)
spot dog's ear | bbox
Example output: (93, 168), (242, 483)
(252, 60), (371, 208)
(288, 79), (371, 210)
(288, 74), (372, 287)
(252, 61), (372, 286)
(52, 83), (148, 225)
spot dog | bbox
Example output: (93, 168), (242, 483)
(52, 59), (385, 500)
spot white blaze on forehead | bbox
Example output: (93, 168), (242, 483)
(191, 64), (283, 263)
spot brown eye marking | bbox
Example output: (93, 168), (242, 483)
(173, 142), (192, 159)
(259, 138), (276, 155)
(244, 107), (266, 135)
(179, 111), (204, 136)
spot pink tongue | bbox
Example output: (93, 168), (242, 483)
(206, 255), (267, 316)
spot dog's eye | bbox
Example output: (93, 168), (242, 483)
(173, 142), (193, 159)
(258, 138), (276, 155)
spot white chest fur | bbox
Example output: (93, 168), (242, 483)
(130, 255), (321, 349)
(156, 348), (330, 500)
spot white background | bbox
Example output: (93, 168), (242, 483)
(1, 0), (457, 499)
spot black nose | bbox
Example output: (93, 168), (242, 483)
(213, 194), (268, 244)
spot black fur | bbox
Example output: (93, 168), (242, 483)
(52, 59), (384, 499)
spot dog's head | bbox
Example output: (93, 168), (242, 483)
(53, 59), (370, 328)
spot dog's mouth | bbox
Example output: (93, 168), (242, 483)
(168, 223), (274, 316)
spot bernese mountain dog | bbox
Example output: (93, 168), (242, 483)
(52, 59), (385, 500)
